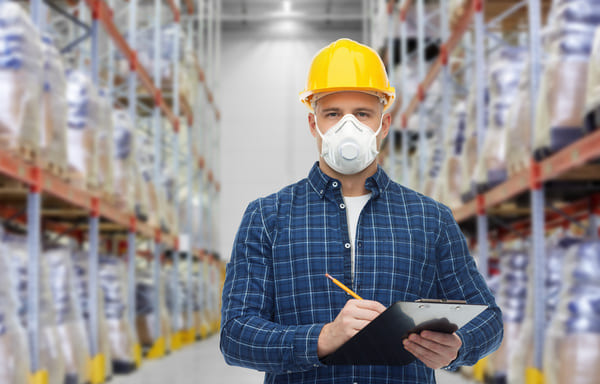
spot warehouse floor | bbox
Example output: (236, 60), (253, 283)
(112, 335), (475, 384)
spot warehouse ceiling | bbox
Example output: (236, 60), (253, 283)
(221, 0), (364, 26)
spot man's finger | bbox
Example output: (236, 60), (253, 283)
(352, 299), (387, 313)
(420, 331), (462, 348)
(403, 339), (443, 369)
(407, 333), (447, 355)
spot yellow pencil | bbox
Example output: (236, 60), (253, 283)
(325, 273), (363, 300)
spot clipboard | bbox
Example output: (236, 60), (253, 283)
(320, 300), (487, 366)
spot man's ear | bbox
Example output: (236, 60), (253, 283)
(380, 112), (391, 139)
(308, 113), (317, 138)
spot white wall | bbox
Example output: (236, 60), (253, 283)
(218, 23), (361, 261)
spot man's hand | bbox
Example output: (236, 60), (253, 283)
(403, 331), (462, 369)
(317, 299), (387, 358)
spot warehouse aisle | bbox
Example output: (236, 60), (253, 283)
(112, 335), (474, 384)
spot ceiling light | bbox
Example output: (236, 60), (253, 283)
(282, 0), (292, 14)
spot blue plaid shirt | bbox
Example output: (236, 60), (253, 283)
(221, 162), (503, 383)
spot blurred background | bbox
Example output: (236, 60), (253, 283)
(0, 0), (599, 383)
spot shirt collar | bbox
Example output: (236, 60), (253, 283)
(307, 162), (391, 199)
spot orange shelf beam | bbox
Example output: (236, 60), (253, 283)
(541, 129), (600, 181)
(0, 152), (174, 248)
(453, 129), (600, 224)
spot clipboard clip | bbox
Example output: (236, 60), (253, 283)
(415, 299), (467, 304)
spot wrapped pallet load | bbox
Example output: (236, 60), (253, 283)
(438, 101), (467, 209)
(460, 83), (489, 202)
(136, 135), (161, 227)
(190, 259), (204, 340)
(474, 47), (525, 192)
(99, 256), (137, 374)
(113, 110), (135, 212)
(508, 233), (582, 384)
(135, 257), (172, 353)
(66, 70), (100, 189)
(46, 248), (91, 384)
(505, 62), (533, 176)
(0, 2), (42, 157)
(4, 236), (66, 384)
(584, 26), (600, 133)
(71, 251), (113, 381)
(534, 0), (600, 159)
(97, 90), (115, 200)
(487, 242), (528, 384)
(165, 258), (188, 346)
(544, 240), (600, 384)
(134, 258), (156, 348)
(0, 240), (30, 384)
(40, 35), (68, 175)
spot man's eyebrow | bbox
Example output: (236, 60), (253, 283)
(354, 107), (377, 113)
(320, 107), (341, 112)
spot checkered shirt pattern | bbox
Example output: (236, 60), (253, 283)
(221, 162), (503, 384)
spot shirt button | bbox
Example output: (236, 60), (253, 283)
(332, 181), (339, 187)
(344, 243), (351, 249)
(339, 203), (345, 209)
(358, 242), (362, 248)
(313, 364), (319, 367)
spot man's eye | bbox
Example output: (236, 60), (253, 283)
(356, 112), (369, 118)
(326, 112), (339, 118)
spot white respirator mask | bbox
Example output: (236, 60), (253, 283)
(315, 113), (383, 175)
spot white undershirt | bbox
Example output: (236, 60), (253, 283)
(343, 193), (372, 279)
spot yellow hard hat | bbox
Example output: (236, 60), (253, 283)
(299, 38), (396, 111)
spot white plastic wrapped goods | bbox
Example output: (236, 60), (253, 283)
(0, 241), (29, 384)
(505, 64), (533, 176)
(474, 47), (525, 191)
(438, 102), (466, 209)
(460, 84), (489, 202)
(70, 251), (113, 380)
(488, 245), (528, 381)
(40, 35), (68, 172)
(584, 26), (600, 131)
(136, 135), (159, 225)
(99, 256), (137, 374)
(534, 1), (600, 158)
(97, 90), (115, 198)
(165, 263), (183, 333)
(4, 236), (66, 384)
(0, 2), (42, 154)
(66, 70), (99, 188)
(544, 240), (600, 384)
(135, 258), (171, 348)
(46, 248), (91, 384)
(113, 110), (135, 211)
(508, 236), (581, 384)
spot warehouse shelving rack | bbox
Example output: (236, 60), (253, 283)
(383, 0), (600, 382)
(0, 0), (224, 383)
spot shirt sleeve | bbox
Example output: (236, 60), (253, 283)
(435, 206), (504, 370)
(220, 199), (325, 374)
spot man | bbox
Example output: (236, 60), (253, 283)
(220, 38), (502, 383)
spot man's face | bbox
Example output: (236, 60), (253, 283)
(308, 91), (391, 155)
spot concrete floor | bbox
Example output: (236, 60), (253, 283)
(112, 335), (475, 384)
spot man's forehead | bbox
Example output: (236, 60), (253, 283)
(315, 91), (382, 109)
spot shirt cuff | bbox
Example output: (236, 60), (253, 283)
(442, 330), (467, 371)
(293, 323), (326, 369)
